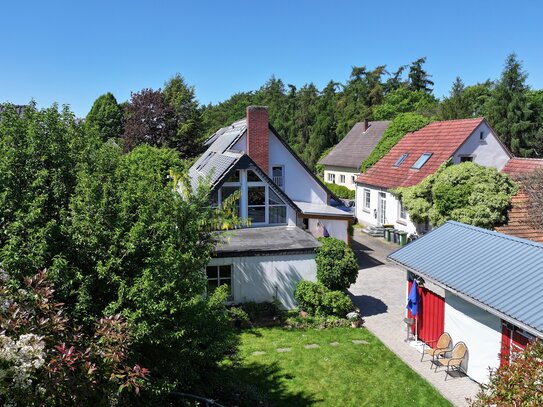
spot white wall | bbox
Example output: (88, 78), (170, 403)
(323, 166), (359, 191)
(355, 185), (420, 235)
(444, 292), (502, 384)
(269, 131), (329, 204)
(307, 218), (349, 243)
(453, 122), (510, 170)
(209, 253), (317, 309)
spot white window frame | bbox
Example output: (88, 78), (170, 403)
(327, 173), (336, 183)
(271, 164), (285, 190)
(398, 201), (407, 222)
(363, 188), (371, 212)
(340, 174), (346, 183)
(206, 264), (233, 302)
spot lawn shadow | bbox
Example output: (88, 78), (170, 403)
(351, 239), (384, 270)
(350, 294), (388, 317)
(208, 360), (319, 407)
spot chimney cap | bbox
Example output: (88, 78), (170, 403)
(247, 105), (269, 112)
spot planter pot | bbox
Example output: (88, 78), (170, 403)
(351, 320), (360, 328)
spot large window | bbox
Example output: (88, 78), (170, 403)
(206, 265), (232, 301)
(248, 185), (266, 223)
(363, 188), (371, 211)
(340, 174), (346, 183)
(268, 189), (286, 224)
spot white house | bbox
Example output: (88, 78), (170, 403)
(318, 120), (390, 191)
(354, 118), (511, 235)
(389, 221), (543, 383)
(189, 106), (353, 308)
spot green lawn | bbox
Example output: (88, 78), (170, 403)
(219, 327), (452, 407)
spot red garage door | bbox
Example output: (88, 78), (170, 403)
(407, 280), (445, 343)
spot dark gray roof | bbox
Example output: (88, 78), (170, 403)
(319, 121), (391, 169)
(388, 221), (543, 337)
(189, 120), (246, 190)
(214, 226), (320, 257)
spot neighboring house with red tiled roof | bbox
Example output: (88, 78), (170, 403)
(354, 118), (512, 234)
(318, 120), (390, 190)
(496, 158), (543, 243)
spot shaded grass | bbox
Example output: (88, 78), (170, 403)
(219, 327), (452, 407)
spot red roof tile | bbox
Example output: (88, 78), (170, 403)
(355, 118), (484, 189)
(501, 157), (543, 180)
(496, 157), (543, 243)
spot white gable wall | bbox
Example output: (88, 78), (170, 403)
(453, 122), (510, 170)
(208, 253), (317, 309)
(444, 292), (502, 383)
(233, 130), (328, 205)
(268, 131), (328, 204)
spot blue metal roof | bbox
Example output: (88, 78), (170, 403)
(388, 221), (543, 336)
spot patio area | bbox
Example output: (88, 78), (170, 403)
(349, 229), (480, 407)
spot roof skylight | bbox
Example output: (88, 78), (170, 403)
(411, 153), (433, 169)
(393, 153), (409, 167)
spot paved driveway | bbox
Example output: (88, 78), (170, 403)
(349, 230), (479, 407)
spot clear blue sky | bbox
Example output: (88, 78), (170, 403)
(2, 0), (543, 117)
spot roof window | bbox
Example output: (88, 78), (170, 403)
(393, 153), (409, 167)
(411, 153), (433, 169)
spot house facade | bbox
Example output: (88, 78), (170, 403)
(319, 120), (390, 191)
(189, 106), (353, 308)
(355, 118), (511, 235)
(389, 221), (543, 384)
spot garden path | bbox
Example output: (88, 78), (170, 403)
(348, 229), (480, 407)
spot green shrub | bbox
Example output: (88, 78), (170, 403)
(284, 311), (351, 329)
(316, 237), (359, 291)
(394, 161), (518, 228)
(322, 290), (353, 317)
(323, 182), (355, 199)
(239, 301), (281, 321)
(294, 280), (353, 317)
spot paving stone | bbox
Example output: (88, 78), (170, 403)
(252, 351), (266, 356)
(276, 347), (291, 353)
(304, 344), (319, 349)
(352, 340), (369, 345)
(349, 230), (479, 407)
(329, 342), (340, 346)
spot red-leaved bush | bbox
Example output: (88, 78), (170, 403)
(0, 270), (148, 406)
(470, 339), (543, 406)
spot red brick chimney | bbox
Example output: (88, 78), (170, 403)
(246, 106), (269, 174)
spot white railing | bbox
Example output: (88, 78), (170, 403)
(273, 176), (284, 189)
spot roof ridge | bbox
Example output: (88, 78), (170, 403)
(446, 220), (543, 250)
(509, 157), (543, 161)
(425, 117), (484, 124)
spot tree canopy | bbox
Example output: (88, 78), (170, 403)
(394, 161), (518, 229)
(85, 92), (123, 141)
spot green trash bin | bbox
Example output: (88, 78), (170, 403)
(399, 231), (408, 246)
(384, 229), (390, 241)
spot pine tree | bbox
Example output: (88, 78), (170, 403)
(439, 77), (472, 120)
(485, 53), (534, 155)
(408, 57), (434, 94)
